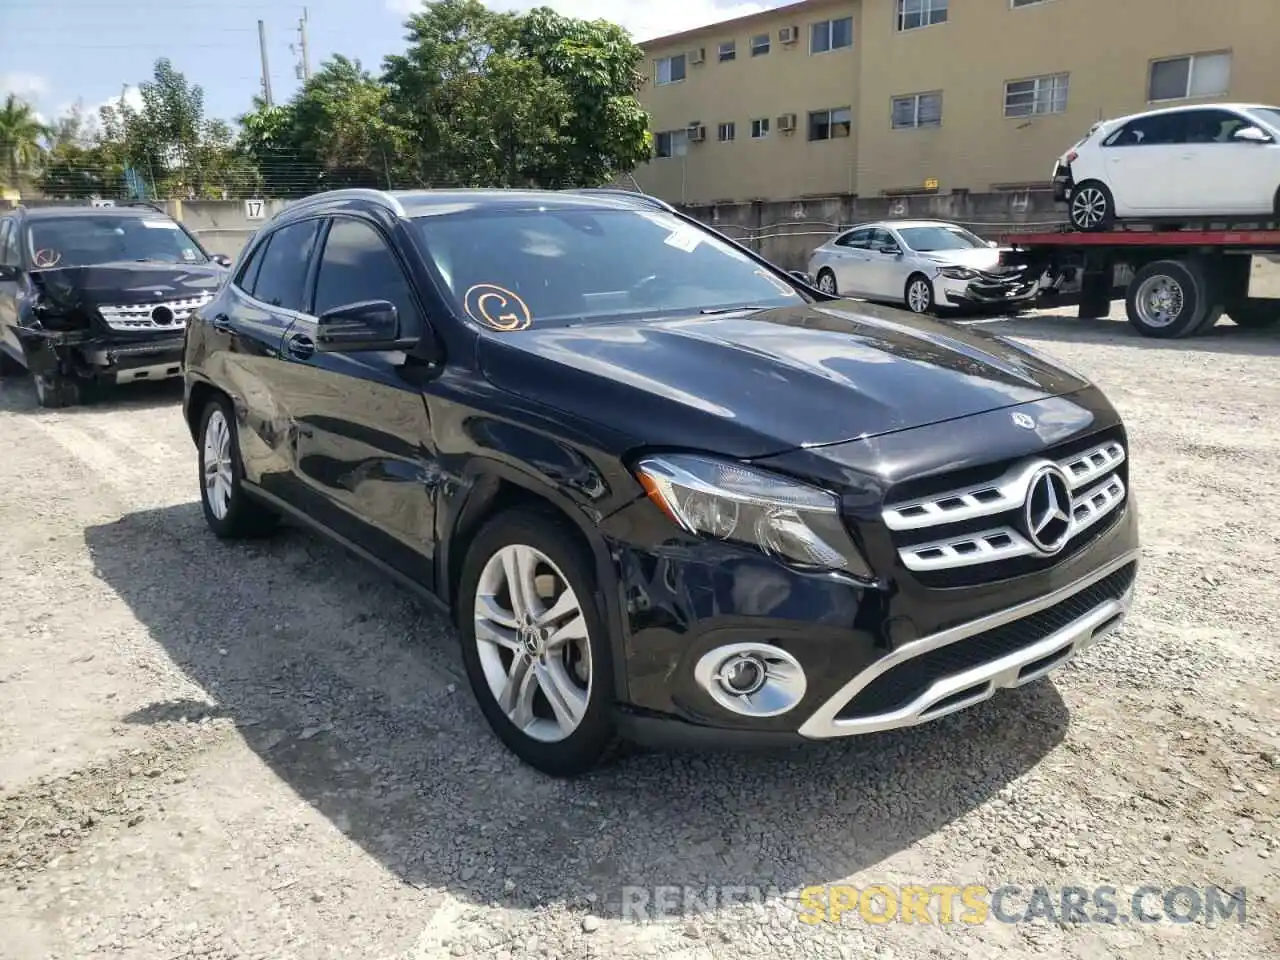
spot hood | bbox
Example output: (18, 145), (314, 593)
(918, 247), (1008, 271)
(28, 261), (226, 312)
(476, 300), (1090, 458)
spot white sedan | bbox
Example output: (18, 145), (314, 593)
(805, 220), (1040, 314)
(1054, 102), (1280, 231)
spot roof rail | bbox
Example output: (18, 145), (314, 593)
(282, 188), (407, 218)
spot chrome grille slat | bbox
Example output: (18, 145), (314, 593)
(98, 293), (213, 332)
(890, 439), (1129, 573)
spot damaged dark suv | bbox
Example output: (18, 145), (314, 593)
(0, 204), (230, 407)
(183, 188), (1140, 777)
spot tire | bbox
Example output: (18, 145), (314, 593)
(197, 396), (278, 538)
(1069, 180), (1116, 233)
(456, 508), (621, 777)
(33, 371), (81, 409)
(904, 274), (935, 314)
(1227, 299), (1280, 329)
(815, 269), (838, 295)
(1125, 259), (1213, 339)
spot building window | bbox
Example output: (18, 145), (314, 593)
(892, 92), (943, 129)
(719, 41), (736, 62)
(751, 117), (770, 138)
(811, 16), (854, 53)
(1004, 73), (1070, 117)
(654, 129), (690, 158)
(1011, 0), (1051, 6)
(1148, 52), (1231, 102)
(655, 54), (687, 85)
(897, 0), (948, 31)
(750, 33), (770, 56)
(718, 121), (736, 142)
(808, 107), (852, 141)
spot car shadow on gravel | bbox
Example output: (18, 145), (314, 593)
(0, 375), (183, 414)
(86, 502), (1070, 920)
(966, 313), (1280, 356)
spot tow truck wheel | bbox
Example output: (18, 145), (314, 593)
(32, 372), (81, 409)
(1125, 259), (1212, 339)
(1069, 181), (1115, 233)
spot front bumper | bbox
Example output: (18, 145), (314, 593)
(602, 488), (1139, 749)
(937, 273), (1041, 307)
(79, 335), (185, 383)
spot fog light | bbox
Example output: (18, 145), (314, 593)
(693, 643), (808, 718)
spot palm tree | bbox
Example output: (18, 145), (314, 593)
(0, 94), (48, 188)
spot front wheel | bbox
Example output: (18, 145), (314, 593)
(1069, 180), (1116, 233)
(197, 397), (278, 538)
(905, 274), (935, 314)
(457, 509), (620, 777)
(33, 371), (82, 409)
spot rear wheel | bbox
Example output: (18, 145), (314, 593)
(457, 508), (620, 777)
(815, 269), (838, 295)
(1070, 180), (1116, 233)
(1125, 259), (1214, 339)
(197, 397), (278, 538)
(905, 274), (934, 314)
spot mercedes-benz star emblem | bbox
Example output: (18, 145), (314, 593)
(1012, 411), (1037, 430)
(1023, 465), (1073, 554)
(151, 305), (175, 325)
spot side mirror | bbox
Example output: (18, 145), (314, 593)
(315, 299), (412, 352)
(210, 253), (233, 268)
(1233, 125), (1272, 144)
(878, 244), (901, 256)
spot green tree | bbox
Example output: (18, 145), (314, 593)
(0, 93), (48, 189)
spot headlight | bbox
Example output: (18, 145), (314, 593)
(633, 453), (873, 578)
(938, 266), (978, 280)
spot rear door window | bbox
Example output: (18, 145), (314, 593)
(247, 220), (322, 312)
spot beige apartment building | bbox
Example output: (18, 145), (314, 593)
(632, 0), (1280, 204)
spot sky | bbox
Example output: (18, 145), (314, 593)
(0, 0), (782, 128)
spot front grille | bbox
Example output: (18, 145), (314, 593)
(98, 293), (213, 332)
(880, 429), (1129, 585)
(835, 561), (1136, 719)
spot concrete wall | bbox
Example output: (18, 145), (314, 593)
(167, 199), (288, 259)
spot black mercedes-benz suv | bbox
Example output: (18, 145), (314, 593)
(182, 188), (1140, 777)
(0, 203), (231, 407)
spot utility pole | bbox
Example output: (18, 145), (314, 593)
(258, 20), (274, 107)
(298, 8), (311, 82)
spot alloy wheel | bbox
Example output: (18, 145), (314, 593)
(1134, 275), (1184, 329)
(1071, 187), (1109, 230)
(203, 408), (234, 520)
(817, 272), (837, 295)
(473, 544), (592, 743)
(907, 279), (932, 313)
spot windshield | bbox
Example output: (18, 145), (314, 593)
(26, 215), (209, 269)
(413, 206), (803, 329)
(1247, 107), (1280, 132)
(897, 225), (988, 253)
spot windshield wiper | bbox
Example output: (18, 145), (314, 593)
(699, 305), (773, 315)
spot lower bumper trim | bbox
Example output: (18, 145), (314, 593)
(797, 549), (1140, 739)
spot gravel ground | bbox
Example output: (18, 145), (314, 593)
(1, 303), (1278, 960)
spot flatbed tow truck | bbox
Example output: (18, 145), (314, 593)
(998, 221), (1280, 339)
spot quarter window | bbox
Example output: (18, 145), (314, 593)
(811, 17), (854, 53)
(1148, 52), (1231, 102)
(808, 107), (852, 141)
(751, 117), (770, 139)
(897, 0), (948, 31)
(750, 33), (770, 56)
(718, 41), (736, 62)
(1004, 73), (1070, 117)
(655, 54), (687, 85)
(244, 219), (321, 312)
(892, 92), (943, 129)
(313, 218), (419, 333)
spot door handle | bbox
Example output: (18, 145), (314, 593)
(210, 313), (232, 332)
(286, 332), (315, 359)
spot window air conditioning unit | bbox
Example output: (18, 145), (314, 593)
(688, 124), (707, 142)
(689, 47), (706, 64)
(777, 113), (797, 133)
(779, 26), (798, 44)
